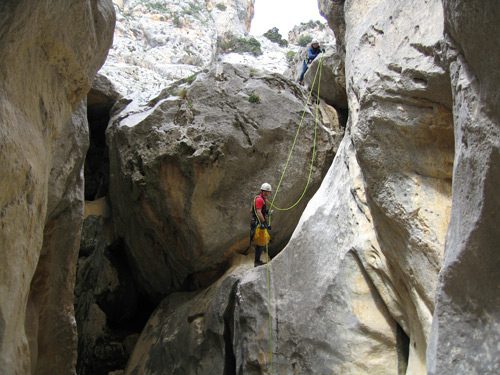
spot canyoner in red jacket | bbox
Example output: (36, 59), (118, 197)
(250, 182), (272, 267)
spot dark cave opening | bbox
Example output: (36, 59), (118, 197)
(337, 107), (349, 129)
(85, 88), (114, 201)
(396, 323), (410, 374)
(95, 238), (156, 333)
(223, 282), (238, 375)
(76, 233), (156, 375)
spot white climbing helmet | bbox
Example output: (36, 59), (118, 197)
(311, 39), (320, 45)
(260, 182), (272, 192)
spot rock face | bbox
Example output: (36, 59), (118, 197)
(427, 1), (500, 373)
(107, 63), (339, 302)
(233, 138), (403, 373)
(75, 215), (146, 375)
(303, 49), (347, 109)
(341, 1), (454, 372)
(125, 137), (399, 374)
(0, 1), (115, 373)
(287, 20), (335, 47)
(101, 0), (255, 100)
(126, 256), (252, 375)
(318, 0), (346, 55)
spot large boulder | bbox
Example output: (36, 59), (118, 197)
(0, 1), (115, 373)
(427, 1), (500, 373)
(107, 63), (339, 301)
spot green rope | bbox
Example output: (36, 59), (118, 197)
(264, 54), (325, 374)
(269, 54), (325, 214)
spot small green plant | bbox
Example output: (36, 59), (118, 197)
(297, 34), (313, 47)
(178, 88), (188, 99)
(185, 73), (197, 84)
(286, 50), (296, 63)
(248, 92), (261, 104)
(263, 27), (288, 47)
(249, 68), (257, 77)
(184, 2), (203, 16)
(218, 33), (263, 56)
(215, 3), (227, 11)
(172, 14), (182, 28)
(146, 2), (168, 13)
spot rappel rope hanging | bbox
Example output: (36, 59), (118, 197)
(263, 53), (325, 374)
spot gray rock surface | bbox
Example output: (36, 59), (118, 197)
(107, 63), (340, 301)
(342, 1), (453, 372)
(233, 137), (401, 373)
(101, 0), (255, 101)
(25, 104), (90, 375)
(126, 256), (252, 375)
(287, 20), (335, 46)
(304, 49), (347, 109)
(318, 0), (346, 55)
(125, 137), (400, 374)
(0, 0), (115, 373)
(427, 1), (500, 373)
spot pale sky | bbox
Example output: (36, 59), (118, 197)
(250, 0), (324, 36)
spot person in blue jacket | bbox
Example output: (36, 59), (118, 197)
(298, 40), (324, 84)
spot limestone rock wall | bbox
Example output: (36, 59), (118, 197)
(122, 0), (460, 372)
(0, 1), (115, 373)
(342, 1), (454, 372)
(101, 0), (255, 101)
(428, 1), (500, 373)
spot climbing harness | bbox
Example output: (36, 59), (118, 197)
(262, 53), (325, 374)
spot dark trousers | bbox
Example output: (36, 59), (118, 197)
(299, 60), (308, 81)
(250, 221), (267, 264)
(255, 245), (265, 263)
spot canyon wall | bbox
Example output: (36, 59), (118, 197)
(0, 1), (115, 373)
(428, 0), (500, 373)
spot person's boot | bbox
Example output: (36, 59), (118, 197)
(254, 259), (265, 267)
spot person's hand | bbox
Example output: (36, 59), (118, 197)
(260, 223), (266, 229)
(267, 225), (271, 231)
(321, 48), (325, 53)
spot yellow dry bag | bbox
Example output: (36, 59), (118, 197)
(253, 227), (270, 246)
